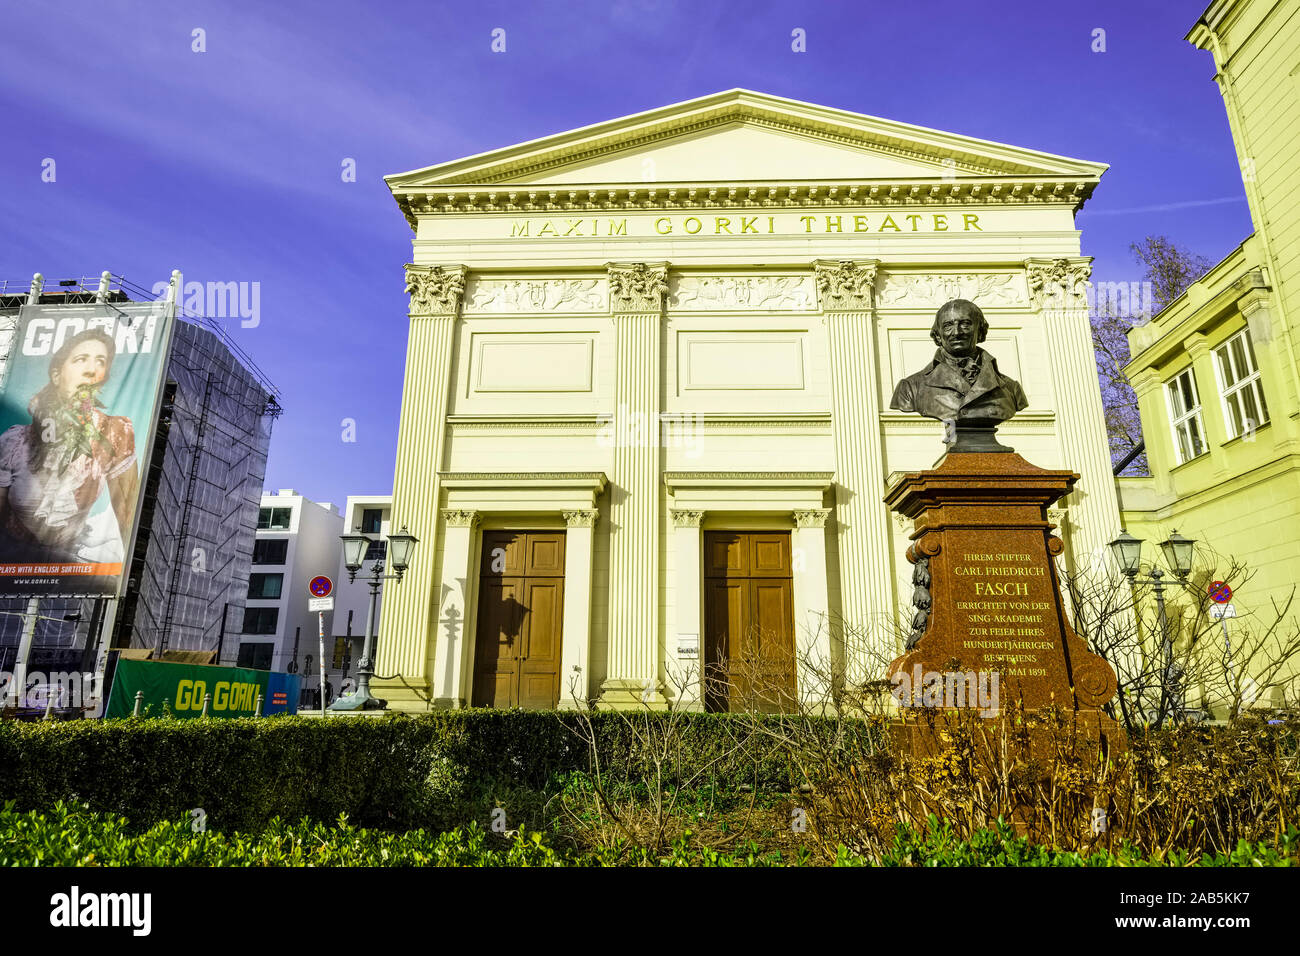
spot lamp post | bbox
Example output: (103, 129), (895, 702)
(329, 525), (418, 712)
(1108, 528), (1197, 724)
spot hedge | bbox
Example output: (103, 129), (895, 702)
(0, 711), (806, 833)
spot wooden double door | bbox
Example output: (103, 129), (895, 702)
(471, 531), (565, 710)
(703, 531), (796, 713)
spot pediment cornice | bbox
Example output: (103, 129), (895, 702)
(390, 177), (1096, 229)
(435, 108), (1011, 186)
(386, 90), (1106, 228)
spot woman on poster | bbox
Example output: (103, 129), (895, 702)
(0, 328), (139, 567)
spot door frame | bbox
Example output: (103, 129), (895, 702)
(437, 473), (606, 710)
(665, 471), (835, 712)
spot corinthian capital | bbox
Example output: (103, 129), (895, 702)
(607, 262), (669, 313)
(813, 259), (878, 311)
(563, 509), (598, 528)
(1025, 257), (1092, 310)
(405, 264), (467, 316)
(793, 509), (830, 529)
(441, 509), (480, 528)
(670, 509), (704, 528)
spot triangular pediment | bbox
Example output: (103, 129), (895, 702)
(387, 89), (1107, 189)
(498, 122), (971, 184)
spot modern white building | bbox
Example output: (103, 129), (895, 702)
(241, 490), (343, 684)
(330, 495), (393, 690)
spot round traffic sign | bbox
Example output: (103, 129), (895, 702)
(309, 575), (333, 598)
(1209, 581), (1232, 604)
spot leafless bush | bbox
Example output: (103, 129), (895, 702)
(1062, 544), (1300, 728)
(553, 666), (762, 857)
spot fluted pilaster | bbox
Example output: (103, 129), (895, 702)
(815, 259), (894, 669)
(602, 262), (668, 704)
(1026, 257), (1123, 568)
(375, 264), (467, 702)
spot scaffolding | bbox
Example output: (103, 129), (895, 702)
(0, 272), (282, 670)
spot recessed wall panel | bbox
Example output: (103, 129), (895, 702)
(470, 334), (594, 393)
(678, 333), (806, 391)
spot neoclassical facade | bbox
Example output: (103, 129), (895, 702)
(374, 89), (1120, 711)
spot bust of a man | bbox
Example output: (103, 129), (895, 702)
(890, 298), (1028, 449)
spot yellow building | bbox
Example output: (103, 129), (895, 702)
(1118, 0), (1300, 705)
(375, 89), (1121, 711)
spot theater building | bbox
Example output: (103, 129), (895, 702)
(375, 89), (1120, 711)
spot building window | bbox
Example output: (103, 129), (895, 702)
(1165, 368), (1207, 464)
(253, 538), (288, 565)
(248, 572), (283, 599)
(365, 538), (387, 561)
(257, 507), (293, 530)
(1215, 329), (1270, 439)
(332, 636), (356, 669)
(242, 606), (279, 635)
(360, 508), (384, 533)
(237, 642), (275, 670)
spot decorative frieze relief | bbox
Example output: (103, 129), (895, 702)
(405, 264), (467, 316)
(440, 472), (606, 482)
(665, 471), (835, 481)
(668, 275), (816, 311)
(463, 277), (607, 313)
(607, 262), (669, 312)
(1025, 257), (1092, 310)
(876, 273), (1026, 308)
(393, 180), (1096, 226)
(813, 259), (878, 311)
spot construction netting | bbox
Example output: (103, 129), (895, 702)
(0, 276), (280, 677)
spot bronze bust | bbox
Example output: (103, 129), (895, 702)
(890, 298), (1028, 452)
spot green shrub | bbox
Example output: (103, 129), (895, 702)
(0, 800), (566, 866)
(871, 813), (1298, 867)
(3, 802), (1293, 867)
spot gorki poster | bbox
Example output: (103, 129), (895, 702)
(0, 301), (173, 596)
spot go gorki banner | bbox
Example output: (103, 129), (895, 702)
(104, 658), (300, 719)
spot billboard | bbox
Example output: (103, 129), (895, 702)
(0, 301), (174, 596)
(104, 657), (301, 718)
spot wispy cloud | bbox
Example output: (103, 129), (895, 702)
(1080, 196), (1247, 216)
(0, 0), (471, 202)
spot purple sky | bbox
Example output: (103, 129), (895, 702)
(0, 0), (1251, 509)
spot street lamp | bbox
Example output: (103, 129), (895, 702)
(340, 530), (372, 574)
(329, 524), (419, 712)
(1107, 529), (1143, 578)
(1160, 529), (1196, 580)
(385, 527), (418, 578)
(1108, 527), (1199, 724)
